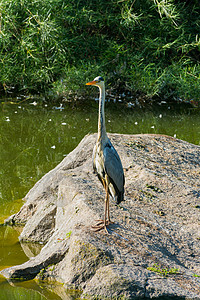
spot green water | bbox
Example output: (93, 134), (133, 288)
(0, 99), (200, 299)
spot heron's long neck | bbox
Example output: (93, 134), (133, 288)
(98, 85), (107, 142)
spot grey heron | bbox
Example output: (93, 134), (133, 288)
(86, 76), (125, 233)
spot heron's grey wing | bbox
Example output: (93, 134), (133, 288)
(103, 142), (125, 192)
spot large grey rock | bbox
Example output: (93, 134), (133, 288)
(1, 133), (200, 299)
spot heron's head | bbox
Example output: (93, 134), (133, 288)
(86, 76), (104, 88)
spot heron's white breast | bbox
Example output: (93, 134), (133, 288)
(93, 143), (104, 178)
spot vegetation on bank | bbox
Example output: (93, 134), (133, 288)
(0, 0), (199, 103)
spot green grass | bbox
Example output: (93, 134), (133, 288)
(193, 273), (200, 278)
(147, 264), (180, 277)
(0, 0), (199, 103)
(66, 231), (72, 238)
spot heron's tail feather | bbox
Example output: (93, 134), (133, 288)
(116, 189), (124, 204)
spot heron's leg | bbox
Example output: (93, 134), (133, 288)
(107, 192), (110, 224)
(104, 177), (114, 227)
(92, 179), (108, 226)
(106, 194), (114, 225)
(103, 184), (109, 233)
(91, 183), (109, 233)
(104, 192), (107, 225)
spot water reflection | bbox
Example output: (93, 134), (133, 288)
(0, 225), (78, 299)
(0, 225), (26, 270)
(0, 99), (200, 298)
(0, 275), (77, 300)
(20, 241), (43, 259)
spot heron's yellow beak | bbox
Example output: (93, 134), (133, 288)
(86, 80), (97, 85)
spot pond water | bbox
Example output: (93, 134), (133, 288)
(0, 99), (199, 299)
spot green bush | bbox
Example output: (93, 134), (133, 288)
(0, 0), (199, 102)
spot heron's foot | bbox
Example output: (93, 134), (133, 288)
(91, 223), (109, 234)
(91, 219), (114, 233)
(93, 219), (114, 226)
(108, 219), (114, 225)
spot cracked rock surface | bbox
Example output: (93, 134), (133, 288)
(1, 133), (200, 299)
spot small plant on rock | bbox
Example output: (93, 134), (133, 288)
(147, 263), (180, 277)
